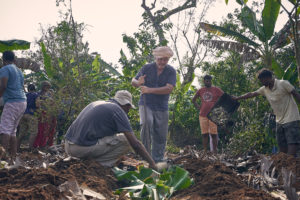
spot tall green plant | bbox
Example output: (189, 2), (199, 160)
(199, 0), (297, 83)
(30, 4), (123, 139)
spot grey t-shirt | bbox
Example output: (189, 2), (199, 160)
(135, 62), (176, 111)
(65, 100), (133, 146)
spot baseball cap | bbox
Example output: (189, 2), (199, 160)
(113, 90), (135, 108)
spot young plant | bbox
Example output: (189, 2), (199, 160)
(113, 165), (193, 200)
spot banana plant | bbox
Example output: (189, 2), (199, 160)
(199, 0), (295, 82)
(0, 39), (30, 53)
(113, 165), (193, 200)
(0, 39), (31, 68)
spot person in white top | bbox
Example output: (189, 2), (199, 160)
(233, 68), (300, 156)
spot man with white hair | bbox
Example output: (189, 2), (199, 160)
(132, 46), (177, 163)
(64, 90), (156, 169)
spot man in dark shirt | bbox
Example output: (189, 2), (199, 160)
(18, 84), (39, 150)
(65, 90), (156, 169)
(131, 46), (176, 162)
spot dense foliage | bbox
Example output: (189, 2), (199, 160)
(3, 0), (298, 156)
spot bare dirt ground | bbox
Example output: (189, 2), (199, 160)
(0, 145), (299, 200)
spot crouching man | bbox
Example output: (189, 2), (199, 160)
(64, 90), (157, 169)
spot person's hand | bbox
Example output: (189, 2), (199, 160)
(231, 96), (238, 101)
(156, 162), (168, 172)
(140, 86), (151, 94)
(138, 75), (146, 86)
(149, 163), (158, 171)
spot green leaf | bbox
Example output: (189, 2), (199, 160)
(176, 73), (181, 89)
(112, 167), (139, 181)
(138, 166), (154, 180)
(225, 0), (229, 5)
(269, 20), (291, 49)
(0, 40), (30, 53)
(270, 59), (284, 78)
(183, 74), (194, 93)
(102, 62), (121, 76)
(262, 0), (280, 40)
(240, 6), (266, 42)
(233, 0), (248, 5)
(40, 42), (54, 79)
(199, 22), (260, 48)
(92, 55), (100, 73)
(287, 0), (296, 4)
(283, 62), (296, 81)
(297, 7), (300, 16)
(113, 165), (193, 199)
(165, 166), (193, 192)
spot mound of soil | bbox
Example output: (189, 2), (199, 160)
(271, 152), (300, 191)
(1, 147), (297, 200)
(171, 156), (279, 200)
(0, 158), (118, 199)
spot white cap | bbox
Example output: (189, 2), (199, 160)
(114, 90), (135, 108)
(152, 46), (173, 58)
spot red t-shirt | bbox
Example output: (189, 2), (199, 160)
(196, 86), (224, 117)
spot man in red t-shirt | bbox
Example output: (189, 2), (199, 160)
(192, 75), (224, 153)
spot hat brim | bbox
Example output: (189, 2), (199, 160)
(114, 98), (136, 109)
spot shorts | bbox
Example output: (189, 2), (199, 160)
(199, 116), (218, 134)
(0, 101), (27, 136)
(276, 120), (300, 146)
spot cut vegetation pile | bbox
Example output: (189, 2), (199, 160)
(0, 145), (299, 199)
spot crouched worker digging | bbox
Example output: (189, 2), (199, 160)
(64, 90), (157, 169)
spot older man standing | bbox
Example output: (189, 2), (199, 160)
(131, 46), (176, 163)
(0, 51), (27, 163)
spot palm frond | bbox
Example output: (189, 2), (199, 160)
(200, 39), (261, 62)
(199, 22), (260, 48)
(15, 58), (41, 72)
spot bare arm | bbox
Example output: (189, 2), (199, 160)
(0, 77), (8, 98)
(123, 131), (157, 170)
(234, 92), (260, 100)
(131, 75), (146, 88)
(192, 92), (201, 110)
(291, 89), (300, 104)
(140, 83), (174, 95)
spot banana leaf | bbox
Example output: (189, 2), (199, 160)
(225, 0), (248, 5)
(240, 6), (266, 42)
(199, 23), (260, 48)
(283, 62), (298, 85)
(269, 20), (291, 50)
(262, 0), (280, 41)
(271, 59), (284, 78)
(283, 62), (296, 80)
(113, 165), (193, 199)
(0, 40), (30, 52)
(40, 42), (55, 79)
